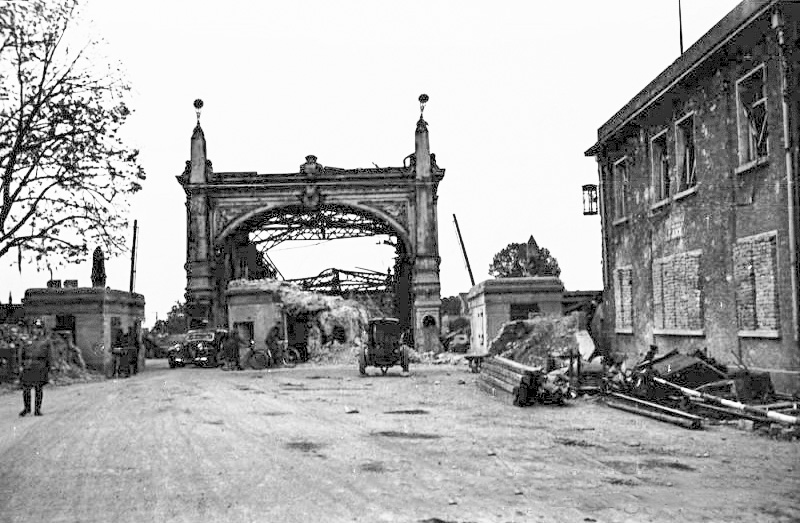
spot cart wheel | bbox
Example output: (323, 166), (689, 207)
(358, 351), (367, 376)
(401, 346), (409, 374)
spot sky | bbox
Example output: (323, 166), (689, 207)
(1, 0), (743, 326)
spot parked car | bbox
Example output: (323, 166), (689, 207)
(185, 328), (227, 368)
(358, 318), (408, 376)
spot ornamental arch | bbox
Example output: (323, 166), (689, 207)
(177, 97), (444, 350)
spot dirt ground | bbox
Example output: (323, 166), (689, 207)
(0, 359), (798, 523)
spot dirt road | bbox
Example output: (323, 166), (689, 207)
(0, 359), (798, 523)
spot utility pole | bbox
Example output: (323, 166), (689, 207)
(129, 220), (138, 293)
(452, 214), (475, 287)
(679, 0), (684, 55)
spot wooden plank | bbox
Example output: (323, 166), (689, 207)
(481, 363), (526, 387)
(475, 379), (517, 405)
(493, 356), (542, 376)
(479, 373), (518, 395)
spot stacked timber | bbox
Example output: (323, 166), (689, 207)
(478, 356), (570, 406)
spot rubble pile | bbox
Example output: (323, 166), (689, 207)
(230, 279), (370, 364)
(488, 314), (579, 367)
(0, 325), (100, 387)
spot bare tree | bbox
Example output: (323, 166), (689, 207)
(0, 0), (144, 270)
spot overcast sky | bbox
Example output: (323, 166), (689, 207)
(1, 0), (743, 325)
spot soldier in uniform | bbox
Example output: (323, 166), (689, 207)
(18, 320), (52, 417)
(221, 332), (241, 371)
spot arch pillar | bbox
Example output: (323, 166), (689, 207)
(411, 112), (443, 352)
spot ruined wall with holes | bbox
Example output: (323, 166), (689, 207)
(589, 6), (799, 393)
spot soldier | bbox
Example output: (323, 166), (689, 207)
(221, 332), (241, 371)
(18, 320), (52, 417)
(265, 325), (282, 366)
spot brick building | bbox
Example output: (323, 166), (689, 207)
(585, 0), (799, 394)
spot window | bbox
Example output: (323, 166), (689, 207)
(651, 131), (670, 202)
(675, 113), (696, 191)
(652, 251), (703, 333)
(734, 231), (779, 335)
(510, 303), (540, 320)
(613, 157), (629, 220)
(736, 65), (768, 165)
(614, 267), (633, 332)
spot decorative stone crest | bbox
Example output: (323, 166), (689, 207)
(299, 184), (323, 208)
(300, 155), (323, 176)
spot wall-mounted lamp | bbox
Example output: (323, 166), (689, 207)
(582, 184), (598, 215)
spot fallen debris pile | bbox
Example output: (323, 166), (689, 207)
(603, 346), (799, 437)
(488, 314), (579, 368)
(478, 356), (570, 407)
(229, 279), (370, 364)
(0, 325), (101, 387)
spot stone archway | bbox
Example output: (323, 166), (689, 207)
(176, 97), (445, 351)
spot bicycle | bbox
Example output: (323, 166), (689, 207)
(247, 340), (299, 369)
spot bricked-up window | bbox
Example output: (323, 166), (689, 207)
(734, 232), (780, 333)
(614, 267), (633, 331)
(613, 157), (629, 219)
(675, 113), (696, 191)
(652, 251), (703, 332)
(736, 64), (768, 165)
(651, 131), (670, 202)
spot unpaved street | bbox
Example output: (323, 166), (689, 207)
(1, 360), (798, 523)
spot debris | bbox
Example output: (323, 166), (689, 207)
(344, 407), (359, 414)
(478, 356), (570, 406)
(487, 450), (496, 456)
(447, 499), (457, 505)
(513, 489), (523, 496)
(605, 397), (702, 430)
(654, 377), (798, 426)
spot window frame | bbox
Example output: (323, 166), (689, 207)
(650, 129), (670, 204)
(735, 63), (768, 166)
(674, 111), (697, 193)
(612, 156), (630, 222)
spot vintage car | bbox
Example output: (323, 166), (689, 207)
(358, 317), (409, 376)
(184, 328), (227, 368)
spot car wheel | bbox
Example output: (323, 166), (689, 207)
(284, 348), (299, 368)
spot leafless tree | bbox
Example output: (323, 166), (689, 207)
(0, 0), (144, 270)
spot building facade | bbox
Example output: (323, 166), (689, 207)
(24, 287), (146, 372)
(585, 0), (800, 394)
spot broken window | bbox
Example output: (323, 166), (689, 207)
(613, 157), (629, 219)
(651, 131), (670, 202)
(736, 65), (768, 165)
(675, 113), (696, 191)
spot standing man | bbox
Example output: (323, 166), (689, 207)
(265, 325), (282, 367)
(222, 331), (241, 371)
(18, 320), (52, 417)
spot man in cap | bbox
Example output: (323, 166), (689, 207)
(18, 320), (52, 417)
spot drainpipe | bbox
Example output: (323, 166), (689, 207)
(773, 8), (800, 343)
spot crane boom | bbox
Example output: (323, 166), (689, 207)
(452, 214), (475, 287)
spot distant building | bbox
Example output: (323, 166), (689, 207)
(584, 1), (799, 394)
(467, 277), (565, 354)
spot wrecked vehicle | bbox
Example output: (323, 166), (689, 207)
(358, 318), (409, 376)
